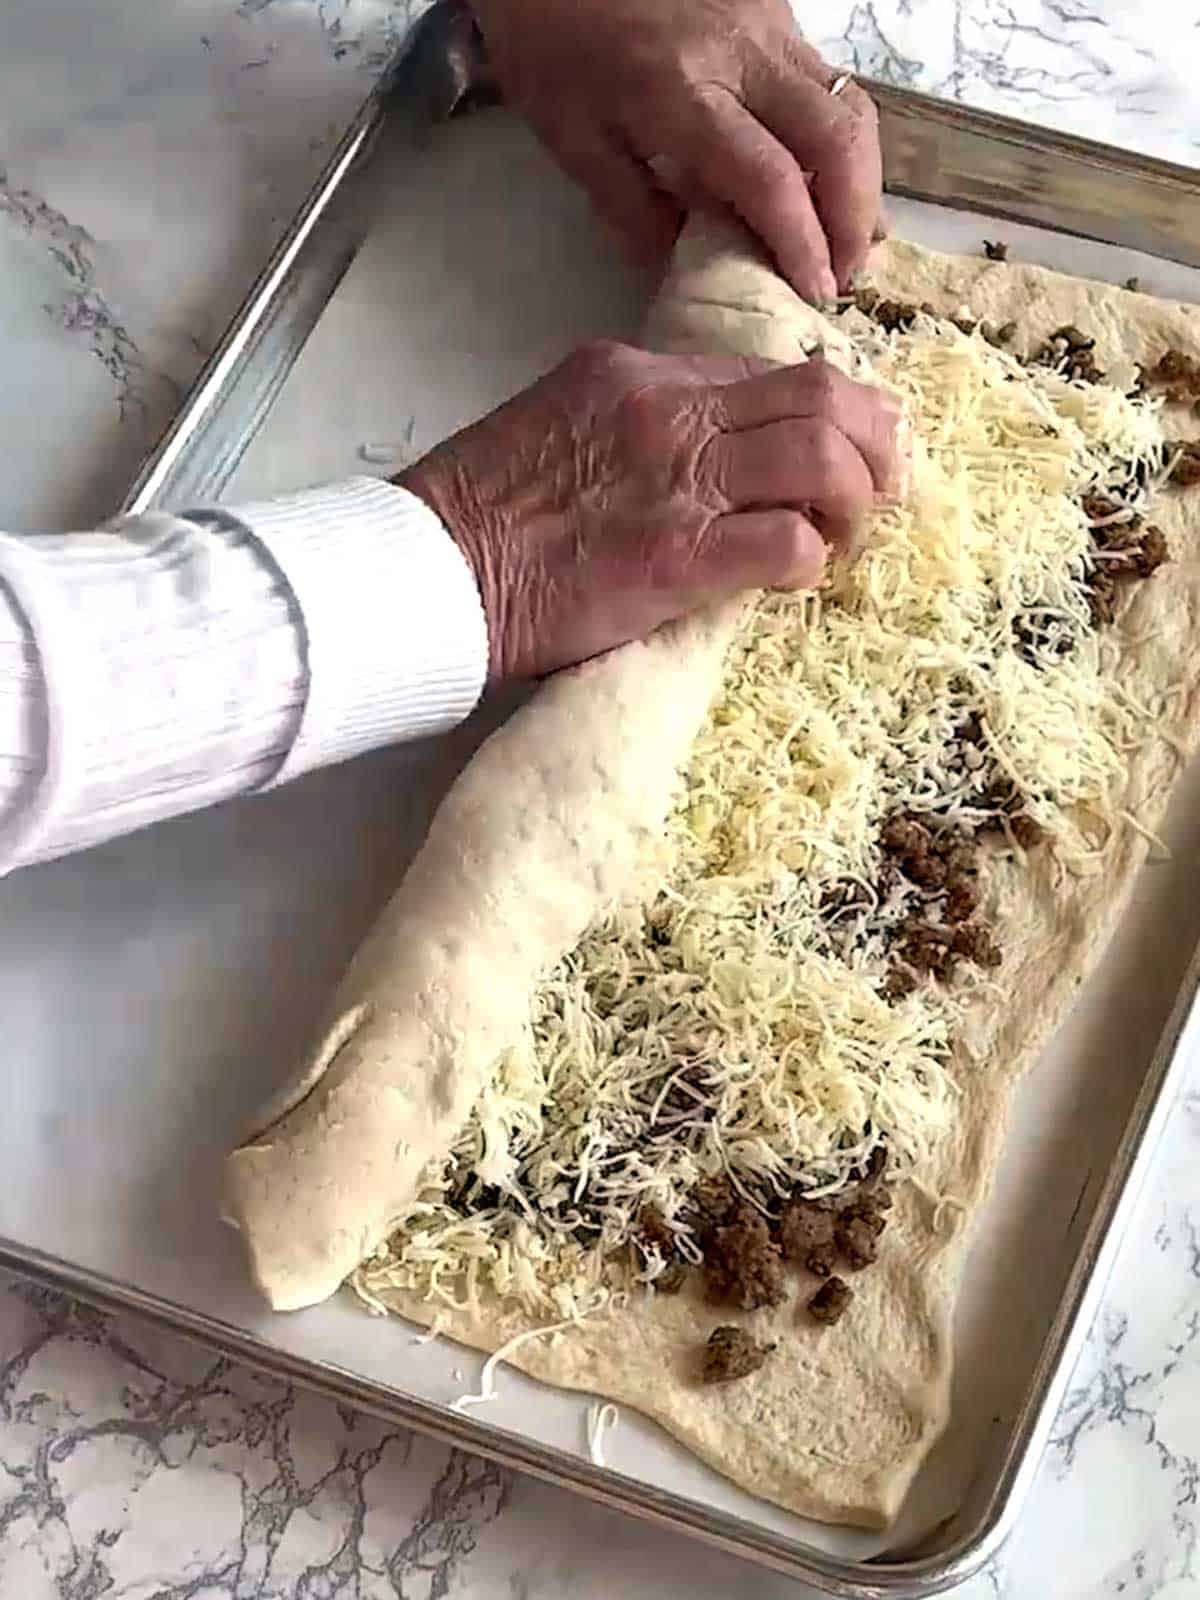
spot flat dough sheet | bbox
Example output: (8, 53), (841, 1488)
(226, 221), (1200, 1528)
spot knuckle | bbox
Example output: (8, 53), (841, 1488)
(848, 372), (886, 411)
(804, 418), (848, 492)
(819, 103), (879, 177)
(619, 383), (711, 480)
(879, 415), (904, 479)
(563, 339), (637, 391)
(777, 513), (814, 575)
(845, 116), (878, 165)
(618, 381), (671, 442)
(650, 517), (705, 587)
(691, 428), (733, 505)
(740, 147), (793, 204)
(844, 84), (879, 127)
(865, 385), (901, 438)
(877, 394), (903, 443)
(672, 37), (717, 80)
(803, 361), (842, 412)
(692, 114), (788, 201)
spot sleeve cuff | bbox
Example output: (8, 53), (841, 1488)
(229, 477), (488, 784)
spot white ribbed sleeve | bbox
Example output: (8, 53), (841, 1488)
(0, 478), (488, 874)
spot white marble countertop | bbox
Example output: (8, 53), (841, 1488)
(2, 3), (1198, 1596)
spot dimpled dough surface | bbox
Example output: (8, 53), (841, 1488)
(225, 218), (1200, 1528)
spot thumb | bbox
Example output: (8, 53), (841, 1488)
(544, 120), (682, 265)
(695, 509), (828, 596)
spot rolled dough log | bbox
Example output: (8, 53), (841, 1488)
(223, 217), (827, 1310)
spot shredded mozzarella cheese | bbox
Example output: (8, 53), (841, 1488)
(586, 1402), (620, 1466)
(356, 318), (1168, 1323)
(449, 1318), (580, 1413)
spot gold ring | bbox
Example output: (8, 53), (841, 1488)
(829, 72), (854, 97)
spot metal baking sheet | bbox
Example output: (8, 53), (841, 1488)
(3, 5), (1200, 1593)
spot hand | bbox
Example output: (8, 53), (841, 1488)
(470, 0), (883, 303)
(399, 341), (899, 682)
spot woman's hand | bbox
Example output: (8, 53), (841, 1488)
(470, 0), (883, 304)
(400, 341), (899, 682)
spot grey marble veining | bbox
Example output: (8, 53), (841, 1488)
(1, 1087), (1197, 1597)
(2, 1), (1199, 1595)
(815, 1), (1195, 164)
(0, 170), (146, 419)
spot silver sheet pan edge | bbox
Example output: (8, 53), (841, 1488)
(120, 0), (1200, 517)
(4, 2), (1180, 1592)
(0, 1242), (986, 1597)
(2, 948), (1195, 1600)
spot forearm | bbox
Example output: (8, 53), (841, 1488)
(0, 479), (487, 875)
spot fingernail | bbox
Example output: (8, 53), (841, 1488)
(819, 268), (839, 303)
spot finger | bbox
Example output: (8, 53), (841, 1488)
(555, 343), (777, 410)
(675, 90), (838, 304)
(717, 360), (901, 494)
(650, 352), (779, 389)
(815, 87), (883, 291)
(752, 59), (883, 292)
(699, 509), (828, 592)
(543, 118), (682, 265)
(785, 34), (838, 80)
(701, 417), (877, 550)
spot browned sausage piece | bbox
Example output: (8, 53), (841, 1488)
(835, 1202), (887, 1271)
(808, 1277), (854, 1326)
(702, 1325), (775, 1384)
(779, 1197), (838, 1278)
(703, 1205), (786, 1312)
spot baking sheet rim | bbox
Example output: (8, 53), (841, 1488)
(44, 10), (1197, 1593)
